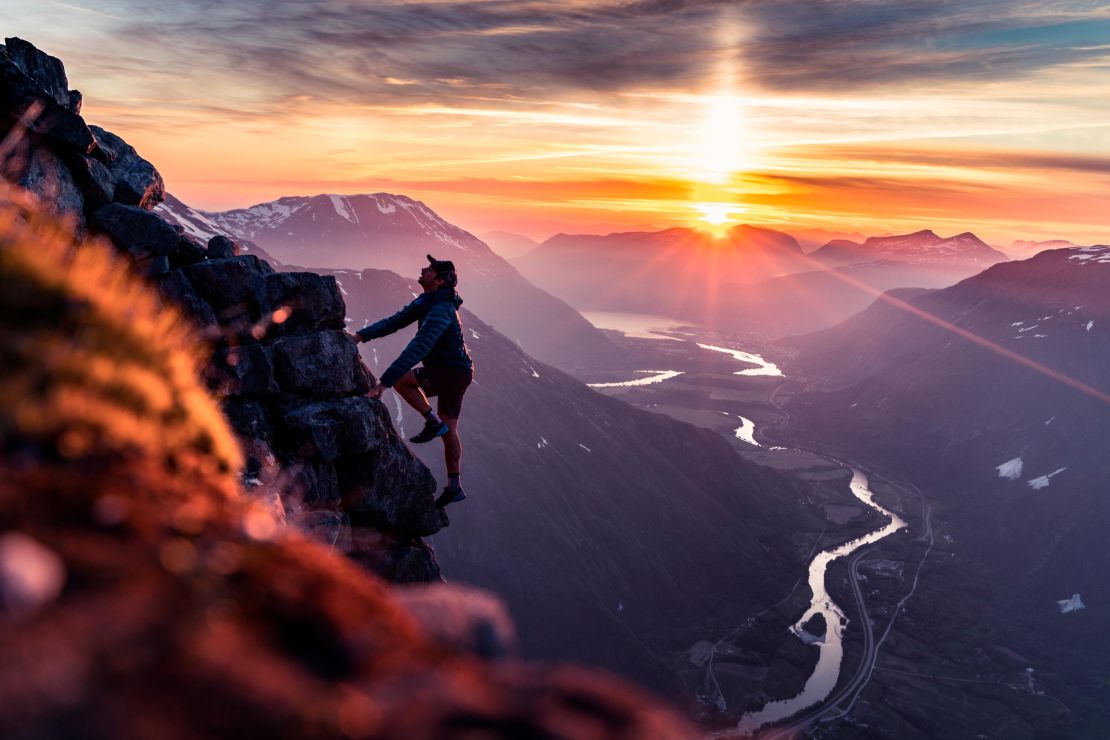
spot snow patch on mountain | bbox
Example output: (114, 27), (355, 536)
(1068, 246), (1110, 264)
(328, 194), (358, 224)
(1027, 467), (1067, 490)
(1057, 593), (1085, 613)
(372, 195), (397, 215)
(996, 457), (1023, 480)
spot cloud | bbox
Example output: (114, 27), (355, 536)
(779, 145), (1110, 176)
(737, 0), (1110, 91)
(103, 0), (730, 110)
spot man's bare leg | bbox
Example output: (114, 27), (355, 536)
(436, 415), (465, 505)
(392, 369), (433, 414)
(442, 415), (461, 478)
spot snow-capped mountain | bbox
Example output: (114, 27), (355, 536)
(157, 193), (620, 371)
(809, 229), (1009, 268)
(157, 193), (280, 265)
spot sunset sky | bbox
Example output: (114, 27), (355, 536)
(10, 0), (1110, 244)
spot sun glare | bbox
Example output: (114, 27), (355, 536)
(693, 201), (745, 236)
(696, 93), (749, 185)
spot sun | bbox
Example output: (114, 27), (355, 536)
(693, 201), (746, 236)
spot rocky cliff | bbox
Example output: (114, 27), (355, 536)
(0, 37), (444, 582)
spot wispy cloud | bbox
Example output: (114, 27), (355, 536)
(6, 0), (1108, 242)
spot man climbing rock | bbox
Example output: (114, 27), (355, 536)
(352, 255), (474, 508)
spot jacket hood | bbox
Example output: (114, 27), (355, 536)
(420, 286), (463, 308)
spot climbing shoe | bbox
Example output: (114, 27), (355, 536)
(410, 419), (449, 444)
(436, 486), (466, 508)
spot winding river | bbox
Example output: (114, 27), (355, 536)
(582, 313), (907, 731)
(732, 468), (906, 735)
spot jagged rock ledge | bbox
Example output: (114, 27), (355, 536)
(0, 36), (443, 582)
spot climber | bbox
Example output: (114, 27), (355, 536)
(351, 255), (474, 508)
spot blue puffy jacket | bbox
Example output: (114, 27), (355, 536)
(356, 287), (473, 387)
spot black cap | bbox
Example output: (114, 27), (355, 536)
(426, 254), (456, 275)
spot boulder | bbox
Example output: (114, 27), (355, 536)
(176, 294), (219, 329)
(336, 448), (444, 536)
(152, 269), (219, 329)
(263, 272), (345, 336)
(152, 268), (197, 306)
(0, 54), (95, 154)
(14, 146), (85, 231)
(211, 343), (279, 398)
(88, 125), (164, 209)
(171, 231), (208, 268)
(279, 396), (387, 463)
(206, 234), (238, 259)
(92, 203), (179, 258)
(182, 255), (272, 329)
(270, 330), (371, 396)
(69, 153), (115, 209)
(285, 462), (343, 509)
(3, 37), (73, 110)
(223, 399), (273, 442)
(347, 529), (444, 583)
(137, 254), (170, 277)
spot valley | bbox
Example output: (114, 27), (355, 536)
(577, 314), (1084, 737)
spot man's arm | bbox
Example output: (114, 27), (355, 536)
(355, 300), (419, 342)
(378, 303), (453, 387)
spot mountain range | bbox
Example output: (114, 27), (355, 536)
(514, 224), (812, 317)
(1005, 238), (1080, 260)
(514, 225), (1013, 338)
(156, 193), (621, 373)
(807, 229), (1007, 269)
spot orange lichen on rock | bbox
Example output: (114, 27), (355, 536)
(0, 183), (242, 488)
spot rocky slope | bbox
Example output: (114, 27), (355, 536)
(513, 226), (1007, 338)
(0, 183), (696, 739)
(783, 247), (1110, 736)
(157, 193), (621, 373)
(314, 265), (819, 695)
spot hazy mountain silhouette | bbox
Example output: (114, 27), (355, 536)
(514, 224), (811, 315)
(478, 230), (540, 259)
(808, 229), (1007, 269)
(1005, 238), (1079, 260)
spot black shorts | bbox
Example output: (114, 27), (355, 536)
(414, 366), (473, 418)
